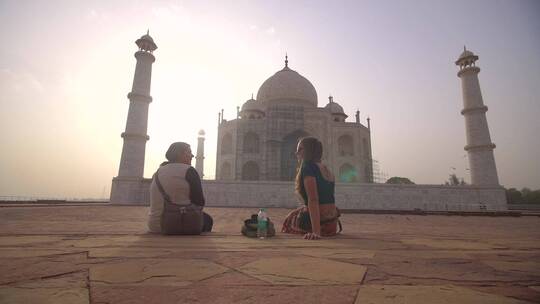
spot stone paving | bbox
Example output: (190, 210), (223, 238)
(0, 205), (539, 303)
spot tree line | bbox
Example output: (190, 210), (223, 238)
(385, 176), (539, 204)
(505, 188), (540, 204)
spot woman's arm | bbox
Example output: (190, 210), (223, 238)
(186, 167), (205, 206)
(304, 176), (321, 239)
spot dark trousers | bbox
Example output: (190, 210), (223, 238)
(202, 212), (213, 232)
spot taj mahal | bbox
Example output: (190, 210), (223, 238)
(110, 32), (506, 211)
(216, 55), (373, 183)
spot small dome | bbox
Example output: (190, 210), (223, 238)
(140, 34), (154, 43)
(455, 46), (478, 65)
(256, 64), (318, 108)
(198, 129), (205, 136)
(135, 31), (157, 52)
(325, 96), (346, 115)
(325, 101), (345, 114)
(241, 98), (263, 112)
(459, 49), (474, 59)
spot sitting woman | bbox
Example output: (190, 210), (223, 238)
(148, 142), (213, 234)
(282, 137), (341, 240)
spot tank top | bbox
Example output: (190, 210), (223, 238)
(299, 161), (335, 205)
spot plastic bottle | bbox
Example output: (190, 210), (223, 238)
(257, 208), (268, 239)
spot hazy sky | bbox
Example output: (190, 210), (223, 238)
(1, 0), (539, 198)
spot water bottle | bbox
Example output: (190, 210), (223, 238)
(257, 208), (268, 239)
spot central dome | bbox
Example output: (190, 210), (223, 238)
(256, 65), (318, 108)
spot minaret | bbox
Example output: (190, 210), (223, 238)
(111, 31), (157, 204)
(195, 130), (205, 178)
(117, 31), (157, 178)
(456, 47), (499, 186)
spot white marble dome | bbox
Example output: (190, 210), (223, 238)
(136, 31), (157, 51)
(325, 101), (345, 114)
(241, 98), (263, 112)
(141, 34), (154, 43)
(256, 66), (318, 107)
(456, 47), (478, 65)
(459, 49), (474, 59)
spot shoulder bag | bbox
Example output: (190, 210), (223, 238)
(154, 171), (203, 235)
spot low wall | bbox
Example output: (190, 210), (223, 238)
(111, 178), (507, 211)
(507, 204), (540, 211)
(110, 177), (150, 204)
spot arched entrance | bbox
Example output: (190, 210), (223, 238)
(338, 134), (354, 156)
(243, 132), (260, 153)
(221, 133), (232, 155)
(339, 163), (358, 182)
(242, 161), (260, 180)
(220, 162), (231, 180)
(280, 130), (309, 181)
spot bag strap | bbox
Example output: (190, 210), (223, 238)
(153, 171), (172, 203)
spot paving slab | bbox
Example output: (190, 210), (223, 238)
(238, 256), (367, 285)
(90, 258), (229, 286)
(0, 252), (91, 285)
(482, 260), (540, 275)
(401, 237), (501, 250)
(355, 284), (533, 304)
(530, 286), (540, 292)
(0, 272), (89, 304)
(91, 285), (359, 304)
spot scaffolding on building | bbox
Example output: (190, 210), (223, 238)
(372, 159), (388, 183)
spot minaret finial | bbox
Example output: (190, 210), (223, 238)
(464, 45), (466, 52)
(147, 29), (149, 35)
(328, 95), (333, 103)
(251, 93), (254, 99)
(285, 52), (288, 68)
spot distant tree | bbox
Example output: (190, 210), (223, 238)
(386, 177), (415, 184)
(505, 188), (522, 204)
(504, 188), (540, 204)
(522, 189), (540, 204)
(521, 187), (532, 197)
(447, 174), (460, 186)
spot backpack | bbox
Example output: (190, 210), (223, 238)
(154, 172), (203, 235)
(241, 214), (276, 238)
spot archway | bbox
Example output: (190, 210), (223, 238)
(221, 133), (232, 155)
(339, 163), (358, 182)
(220, 162), (231, 180)
(280, 130), (309, 181)
(242, 161), (260, 180)
(338, 134), (354, 156)
(243, 132), (260, 153)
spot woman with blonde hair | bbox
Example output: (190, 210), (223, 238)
(282, 137), (341, 240)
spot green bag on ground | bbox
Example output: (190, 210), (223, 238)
(241, 214), (276, 238)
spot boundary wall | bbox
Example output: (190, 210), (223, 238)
(111, 178), (507, 211)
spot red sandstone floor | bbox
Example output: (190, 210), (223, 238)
(0, 205), (539, 303)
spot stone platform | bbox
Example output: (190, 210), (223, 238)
(0, 205), (539, 303)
